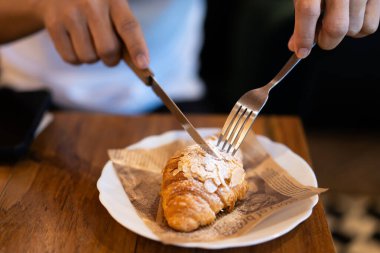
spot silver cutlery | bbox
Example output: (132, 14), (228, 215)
(218, 45), (316, 155)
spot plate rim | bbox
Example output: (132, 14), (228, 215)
(97, 128), (319, 249)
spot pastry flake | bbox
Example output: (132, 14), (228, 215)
(161, 141), (248, 232)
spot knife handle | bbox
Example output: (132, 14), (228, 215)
(123, 49), (154, 86)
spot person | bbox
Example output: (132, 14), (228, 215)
(0, 0), (379, 114)
(0, 0), (206, 114)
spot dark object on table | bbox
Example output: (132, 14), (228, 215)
(0, 87), (51, 161)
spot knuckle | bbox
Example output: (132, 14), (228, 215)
(44, 10), (62, 31)
(44, 11), (58, 27)
(324, 21), (348, 38)
(362, 21), (379, 35)
(126, 43), (141, 54)
(98, 44), (120, 60)
(79, 0), (91, 8)
(78, 53), (98, 64)
(296, 1), (320, 17)
(79, 0), (97, 15)
(296, 34), (315, 45)
(118, 18), (140, 33)
(317, 36), (339, 50)
(62, 54), (78, 64)
(63, 8), (80, 25)
(45, 19), (60, 32)
(347, 24), (362, 36)
(103, 57), (121, 67)
(317, 40), (336, 50)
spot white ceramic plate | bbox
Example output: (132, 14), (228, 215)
(97, 128), (319, 249)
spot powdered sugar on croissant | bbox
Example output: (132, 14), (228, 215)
(161, 137), (248, 232)
(175, 139), (245, 193)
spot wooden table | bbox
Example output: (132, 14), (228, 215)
(0, 112), (335, 252)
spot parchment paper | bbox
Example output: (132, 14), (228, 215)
(108, 131), (327, 244)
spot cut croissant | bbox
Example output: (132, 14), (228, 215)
(160, 140), (248, 232)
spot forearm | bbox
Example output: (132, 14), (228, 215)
(0, 0), (44, 44)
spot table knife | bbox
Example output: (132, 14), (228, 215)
(123, 52), (217, 157)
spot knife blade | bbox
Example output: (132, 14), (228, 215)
(123, 52), (218, 157)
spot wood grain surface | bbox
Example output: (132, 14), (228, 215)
(0, 112), (335, 253)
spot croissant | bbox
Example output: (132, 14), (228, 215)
(160, 139), (248, 232)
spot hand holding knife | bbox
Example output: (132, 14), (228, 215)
(123, 51), (218, 157)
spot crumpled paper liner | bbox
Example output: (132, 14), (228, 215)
(108, 131), (327, 244)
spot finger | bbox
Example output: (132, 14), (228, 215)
(347, 0), (367, 36)
(85, 0), (121, 66)
(64, 8), (98, 64)
(293, 0), (321, 58)
(288, 34), (295, 52)
(318, 0), (349, 50)
(46, 22), (79, 64)
(355, 0), (380, 37)
(111, 0), (149, 69)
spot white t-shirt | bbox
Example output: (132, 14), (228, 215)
(0, 0), (206, 114)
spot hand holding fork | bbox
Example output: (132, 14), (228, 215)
(217, 44), (316, 155)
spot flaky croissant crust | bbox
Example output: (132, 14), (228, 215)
(161, 154), (248, 232)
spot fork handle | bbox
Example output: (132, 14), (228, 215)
(265, 43), (316, 91)
(265, 54), (301, 91)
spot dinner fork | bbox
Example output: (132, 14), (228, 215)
(217, 46), (316, 155)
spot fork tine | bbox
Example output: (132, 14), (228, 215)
(218, 46), (309, 155)
(218, 104), (242, 146)
(220, 106), (247, 151)
(225, 109), (252, 153)
(231, 114), (257, 155)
